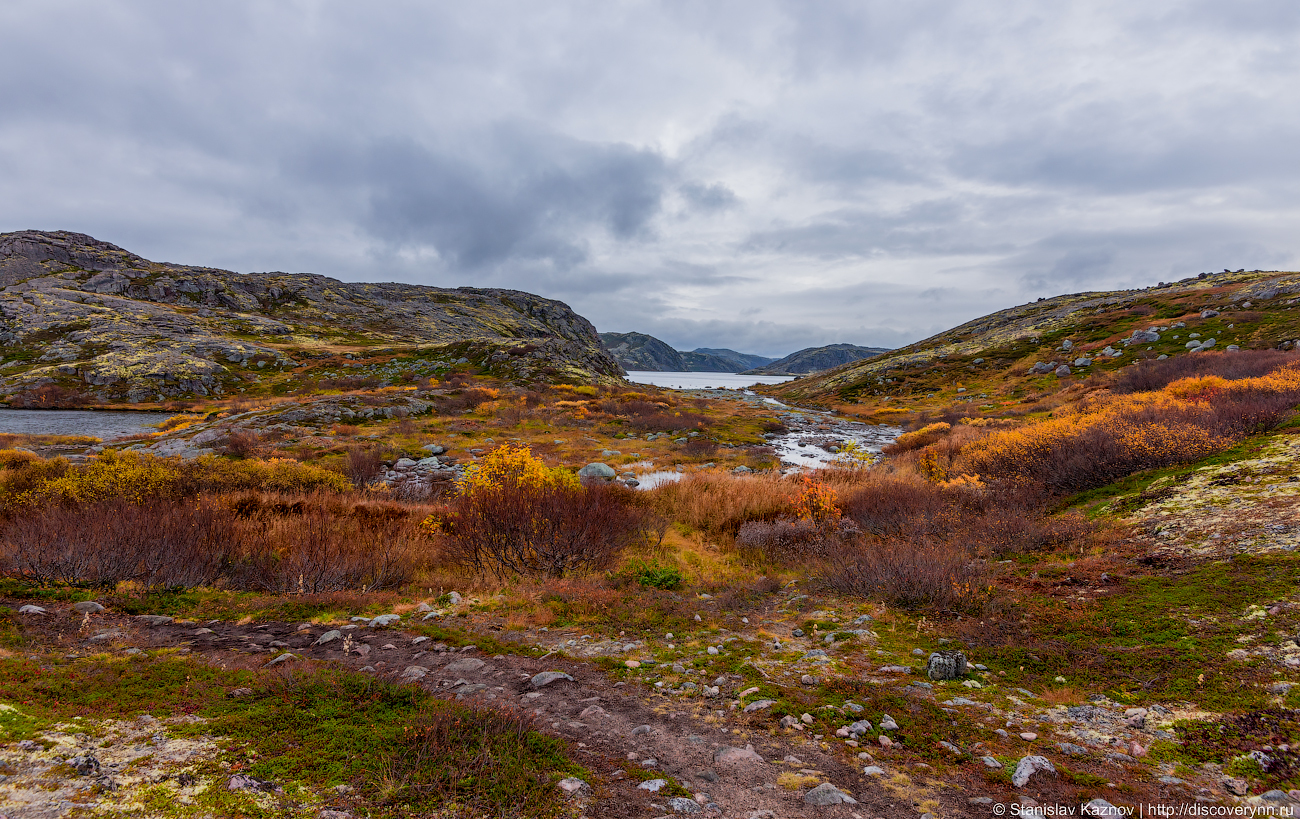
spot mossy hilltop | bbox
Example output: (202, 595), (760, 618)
(0, 230), (624, 404)
(770, 269), (1300, 413)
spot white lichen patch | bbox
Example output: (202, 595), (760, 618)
(0, 709), (219, 818)
(1124, 433), (1300, 558)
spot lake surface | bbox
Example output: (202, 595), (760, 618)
(624, 371), (795, 389)
(0, 409), (174, 440)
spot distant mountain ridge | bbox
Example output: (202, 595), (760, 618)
(598, 332), (776, 372)
(690, 348), (776, 371)
(742, 343), (889, 375)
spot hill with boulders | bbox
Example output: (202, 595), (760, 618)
(0, 230), (624, 405)
(769, 269), (1300, 412)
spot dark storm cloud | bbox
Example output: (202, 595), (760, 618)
(287, 127), (670, 270)
(0, 1), (1298, 358)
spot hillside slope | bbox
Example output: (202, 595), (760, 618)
(769, 269), (1300, 411)
(0, 230), (624, 404)
(743, 343), (889, 375)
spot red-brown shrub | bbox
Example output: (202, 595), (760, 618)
(684, 438), (720, 457)
(346, 444), (383, 487)
(822, 539), (992, 612)
(1, 499), (239, 589)
(0, 495), (423, 592)
(447, 482), (645, 579)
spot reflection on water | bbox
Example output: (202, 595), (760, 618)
(633, 470), (684, 489)
(0, 409), (173, 440)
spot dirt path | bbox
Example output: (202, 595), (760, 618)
(13, 607), (1001, 819)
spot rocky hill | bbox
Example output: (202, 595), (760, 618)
(743, 343), (889, 375)
(0, 230), (624, 404)
(598, 331), (689, 371)
(599, 332), (771, 372)
(769, 269), (1300, 408)
(689, 347), (776, 371)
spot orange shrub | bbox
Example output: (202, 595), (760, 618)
(958, 362), (1300, 495)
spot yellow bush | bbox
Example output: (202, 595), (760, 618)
(6, 450), (351, 507)
(183, 455), (352, 494)
(457, 444), (577, 497)
(887, 422), (952, 454)
(29, 450), (179, 505)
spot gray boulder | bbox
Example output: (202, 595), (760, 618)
(1201, 309), (1220, 318)
(577, 463), (616, 480)
(73, 601), (105, 613)
(1011, 755), (1057, 787)
(1054, 365), (1071, 377)
(530, 671), (574, 688)
(803, 783), (857, 805)
(714, 744), (765, 764)
(927, 650), (968, 680)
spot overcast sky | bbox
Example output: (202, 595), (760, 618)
(3, 2), (1298, 357)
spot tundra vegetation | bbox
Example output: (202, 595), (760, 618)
(4, 283), (1300, 815)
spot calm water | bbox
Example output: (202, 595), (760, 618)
(0, 409), (174, 440)
(624, 371), (795, 389)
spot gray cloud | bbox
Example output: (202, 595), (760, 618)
(1, 0), (1298, 360)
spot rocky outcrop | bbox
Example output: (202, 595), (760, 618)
(743, 343), (888, 375)
(0, 230), (623, 402)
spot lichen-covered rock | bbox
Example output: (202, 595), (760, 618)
(927, 650), (968, 680)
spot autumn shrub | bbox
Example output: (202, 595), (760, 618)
(959, 363), (1300, 496)
(0, 493), (423, 591)
(177, 455), (351, 495)
(1113, 349), (1298, 394)
(448, 481), (642, 579)
(837, 472), (955, 539)
(735, 517), (830, 566)
(437, 445), (640, 579)
(650, 472), (797, 537)
(220, 430), (262, 458)
(822, 539), (993, 612)
(0, 498), (240, 589)
(346, 444), (383, 487)
(683, 438), (720, 457)
(886, 422), (951, 454)
(230, 504), (420, 593)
